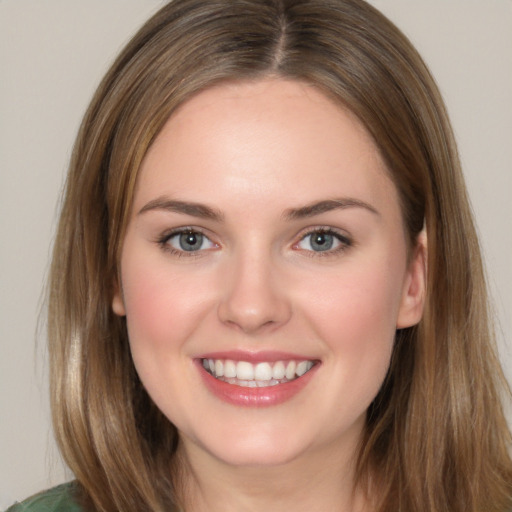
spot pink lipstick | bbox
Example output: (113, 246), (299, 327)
(195, 352), (319, 407)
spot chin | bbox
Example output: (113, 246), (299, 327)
(211, 442), (302, 468)
(185, 422), (312, 468)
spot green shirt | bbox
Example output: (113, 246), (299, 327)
(6, 483), (83, 512)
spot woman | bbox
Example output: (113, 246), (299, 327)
(9, 0), (512, 510)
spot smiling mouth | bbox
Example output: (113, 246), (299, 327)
(201, 358), (315, 388)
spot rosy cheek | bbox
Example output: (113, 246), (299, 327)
(121, 258), (172, 341)
(322, 267), (399, 321)
(121, 257), (214, 351)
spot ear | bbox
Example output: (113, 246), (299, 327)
(396, 229), (427, 329)
(112, 278), (126, 317)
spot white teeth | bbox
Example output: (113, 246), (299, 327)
(296, 360), (313, 377)
(236, 361), (255, 380)
(214, 359), (224, 377)
(285, 361), (296, 380)
(272, 361), (286, 380)
(203, 358), (315, 384)
(224, 360), (237, 378)
(254, 362), (272, 381)
(238, 379), (257, 388)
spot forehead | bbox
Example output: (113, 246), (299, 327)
(134, 78), (398, 218)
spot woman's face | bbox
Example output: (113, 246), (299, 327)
(113, 79), (425, 469)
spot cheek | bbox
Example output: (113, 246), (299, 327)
(120, 257), (215, 358)
(306, 262), (404, 338)
(119, 258), (219, 413)
(299, 255), (406, 386)
(122, 270), (174, 350)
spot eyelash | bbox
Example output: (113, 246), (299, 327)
(156, 227), (216, 258)
(294, 227), (353, 257)
(156, 227), (353, 258)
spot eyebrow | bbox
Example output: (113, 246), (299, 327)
(138, 197), (224, 221)
(138, 196), (378, 222)
(284, 198), (379, 220)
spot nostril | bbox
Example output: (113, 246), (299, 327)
(217, 284), (292, 331)
(217, 258), (292, 332)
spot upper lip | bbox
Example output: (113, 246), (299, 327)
(196, 350), (317, 363)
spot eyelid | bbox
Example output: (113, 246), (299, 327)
(156, 226), (219, 257)
(155, 225), (352, 258)
(292, 226), (353, 255)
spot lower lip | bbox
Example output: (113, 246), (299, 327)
(196, 360), (319, 407)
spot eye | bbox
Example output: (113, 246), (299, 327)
(162, 229), (217, 253)
(296, 229), (351, 253)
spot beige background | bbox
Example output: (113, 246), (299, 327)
(1, 0), (511, 508)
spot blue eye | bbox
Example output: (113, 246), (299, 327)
(164, 230), (216, 253)
(297, 230), (350, 253)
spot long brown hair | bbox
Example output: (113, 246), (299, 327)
(48, 0), (512, 510)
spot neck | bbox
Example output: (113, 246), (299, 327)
(176, 434), (369, 512)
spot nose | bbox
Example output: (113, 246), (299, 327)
(217, 250), (292, 335)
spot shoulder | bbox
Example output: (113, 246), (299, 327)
(5, 482), (83, 512)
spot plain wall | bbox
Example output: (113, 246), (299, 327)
(1, 0), (511, 508)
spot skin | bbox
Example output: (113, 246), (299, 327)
(113, 78), (426, 511)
